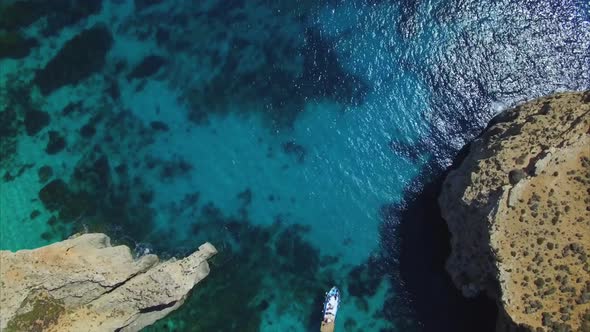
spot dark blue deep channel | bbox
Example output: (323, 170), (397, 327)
(0, 0), (589, 331)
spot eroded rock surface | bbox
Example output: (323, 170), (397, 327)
(440, 91), (590, 331)
(0, 233), (216, 331)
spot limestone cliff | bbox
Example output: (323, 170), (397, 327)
(0, 233), (216, 332)
(439, 91), (590, 331)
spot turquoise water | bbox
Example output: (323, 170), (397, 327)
(1, 0), (589, 331)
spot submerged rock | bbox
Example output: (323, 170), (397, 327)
(37, 165), (53, 183)
(0, 108), (20, 165)
(0, 1), (45, 30)
(45, 130), (66, 154)
(0, 31), (38, 59)
(127, 55), (167, 80)
(80, 123), (96, 138)
(282, 140), (306, 163)
(134, 0), (164, 12)
(38, 179), (70, 211)
(34, 25), (113, 95)
(150, 120), (169, 131)
(0, 0), (102, 33)
(0, 233), (216, 332)
(24, 110), (50, 136)
(440, 91), (590, 331)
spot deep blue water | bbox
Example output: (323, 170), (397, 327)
(0, 0), (589, 331)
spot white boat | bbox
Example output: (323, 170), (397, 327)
(322, 286), (340, 324)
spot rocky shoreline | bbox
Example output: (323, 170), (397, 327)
(440, 91), (590, 331)
(0, 233), (216, 332)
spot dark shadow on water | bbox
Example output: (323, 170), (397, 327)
(380, 152), (497, 331)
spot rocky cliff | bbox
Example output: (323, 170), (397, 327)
(0, 233), (216, 332)
(439, 91), (590, 331)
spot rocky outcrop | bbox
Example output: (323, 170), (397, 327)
(440, 91), (590, 331)
(0, 233), (216, 331)
(34, 25), (113, 95)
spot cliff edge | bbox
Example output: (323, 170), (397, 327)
(439, 91), (590, 331)
(0, 233), (216, 332)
